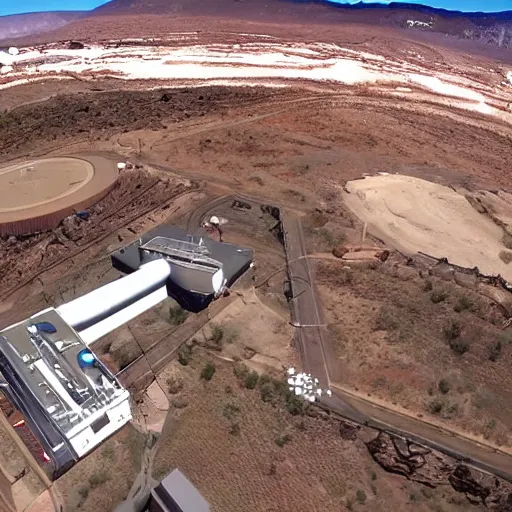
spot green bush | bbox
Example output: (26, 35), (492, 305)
(169, 305), (188, 325)
(244, 371), (259, 389)
(438, 379), (450, 394)
(286, 392), (306, 415)
(356, 490), (367, 504)
(200, 362), (216, 381)
(229, 423), (240, 436)
(431, 290), (448, 304)
(178, 345), (191, 366)
(260, 383), (275, 402)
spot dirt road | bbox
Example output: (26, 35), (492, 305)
(280, 212), (512, 483)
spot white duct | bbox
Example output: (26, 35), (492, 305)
(78, 286), (168, 345)
(57, 260), (171, 332)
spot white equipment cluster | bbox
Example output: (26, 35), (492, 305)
(286, 367), (332, 402)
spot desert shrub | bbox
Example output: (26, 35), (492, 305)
(101, 444), (115, 461)
(258, 374), (272, 387)
(443, 320), (461, 341)
(248, 175), (264, 186)
(428, 399), (444, 415)
(431, 290), (448, 304)
(200, 362), (216, 381)
(438, 379), (450, 394)
(211, 324), (224, 345)
(356, 490), (367, 504)
(78, 487), (89, 500)
(275, 434), (292, 447)
(498, 331), (512, 346)
(503, 231), (512, 249)
(223, 403), (241, 420)
(233, 362), (249, 379)
(167, 375), (184, 394)
(88, 471), (110, 488)
(244, 371), (259, 390)
(374, 306), (399, 331)
(169, 305), (187, 325)
(260, 383), (275, 402)
(487, 340), (502, 362)
(499, 251), (512, 264)
(229, 423), (240, 436)
(177, 345), (191, 366)
(449, 339), (469, 355)
(423, 280), (433, 292)
(371, 472), (377, 481)
(285, 393), (306, 415)
(454, 295), (473, 312)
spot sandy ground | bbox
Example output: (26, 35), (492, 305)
(0, 155), (118, 235)
(343, 174), (512, 280)
(0, 157), (93, 212)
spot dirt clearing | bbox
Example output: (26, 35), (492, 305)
(343, 174), (512, 280)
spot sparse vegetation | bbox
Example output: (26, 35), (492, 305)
(275, 433), (292, 447)
(248, 175), (264, 186)
(502, 231), (512, 249)
(78, 487), (89, 500)
(428, 399), (444, 415)
(88, 470), (110, 488)
(374, 306), (399, 331)
(431, 290), (448, 304)
(234, 362), (249, 379)
(223, 403), (241, 420)
(101, 444), (115, 461)
(438, 379), (450, 394)
(499, 250), (512, 264)
(371, 471), (377, 481)
(168, 304), (188, 325)
(244, 371), (259, 389)
(200, 362), (216, 381)
(260, 383), (275, 402)
(167, 375), (184, 394)
(423, 280), (433, 292)
(487, 340), (502, 362)
(356, 489), (367, 504)
(454, 295), (473, 312)
(178, 345), (192, 366)
(443, 320), (461, 341)
(229, 423), (241, 436)
(449, 339), (469, 355)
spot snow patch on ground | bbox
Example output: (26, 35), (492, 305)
(0, 39), (506, 120)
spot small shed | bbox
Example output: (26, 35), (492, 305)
(150, 469), (210, 512)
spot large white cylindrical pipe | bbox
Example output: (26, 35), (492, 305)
(57, 260), (170, 331)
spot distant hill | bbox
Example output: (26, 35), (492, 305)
(0, 12), (85, 42)
(92, 0), (512, 48)
(1, 0), (511, 50)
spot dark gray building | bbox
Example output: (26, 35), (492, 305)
(150, 469), (210, 512)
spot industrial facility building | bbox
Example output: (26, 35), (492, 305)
(0, 308), (132, 478)
(112, 225), (253, 312)
(149, 469), (210, 512)
(0, 224), (253, 479)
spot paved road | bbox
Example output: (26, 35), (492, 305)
(281, 212), (512, 483)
